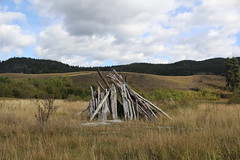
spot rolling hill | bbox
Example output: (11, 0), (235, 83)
(0, 71), (226, 92)
(0, 57), (239, 76)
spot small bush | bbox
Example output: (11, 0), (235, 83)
(35, 97), (59, 125)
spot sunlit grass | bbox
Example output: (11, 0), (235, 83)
(0, 99), (240, 160)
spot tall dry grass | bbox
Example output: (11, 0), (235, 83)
(0, 99), (240, 160)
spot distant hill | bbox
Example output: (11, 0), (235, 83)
(0, 57), (239, 76)
(0, 57), (81, 74)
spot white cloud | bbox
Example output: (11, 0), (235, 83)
(29, 0), (240, 66)
(208, 30), (218, 37)
(0, 10), (35, 56)
(0, 11), (26, 24)
(35, 24), (171, 66)
(13, 0), (22, 4)
(30, 0), (177, 37)
(0, 24), (35, 54)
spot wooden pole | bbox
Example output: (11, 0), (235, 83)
(90, 90), (110, 121)
(110, 84), (118, 120)
(97, 68), (110, 88)
(126, 85), (172, 120)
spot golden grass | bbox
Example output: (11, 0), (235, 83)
(0, 99), (240, 160)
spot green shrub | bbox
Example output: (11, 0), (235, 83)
(228, 91), (240, 104)
(142, 89), (219, 102)
(0, 76), (91, 100)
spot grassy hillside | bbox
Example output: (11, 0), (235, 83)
(0, 71), (225, 91)
(0, 71), (227, 102)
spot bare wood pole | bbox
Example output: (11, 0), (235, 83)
(126, 96), (133, 120)
(135, 98), (155, 121)
(101, 93), (109, 121)
(98, 92), (104, 121)
(126, 88), (136, 120)
(137, 104), (154, 121)
(113, 69), (124, 82)
(135, 99), (139, 119)
(97, 68), (110, 88)
(97, 81), (105, 90)
(110, 84), (118, 120)
(143, 101), (157, 118)
(97, 86), (101, 103)
(88, 86), (95, 118)
(90, 90), (110, 121)
(121, 84), (130, 119)
(126, 85), (172, 120)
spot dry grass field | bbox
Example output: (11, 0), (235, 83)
(0, 99), (240, 160)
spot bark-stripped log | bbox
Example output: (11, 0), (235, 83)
(110, 84), (118, 120)
(121, 84), (129, 119)
(90, 90), (110, 121)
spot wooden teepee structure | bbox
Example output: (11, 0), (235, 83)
(87, 69), (172, 122)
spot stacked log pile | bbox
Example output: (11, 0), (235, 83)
(87, 69), (172, 122)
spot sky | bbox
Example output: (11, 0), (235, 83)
(0, 0), (240, 66)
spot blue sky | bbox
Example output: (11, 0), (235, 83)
(0, 0), (240, 66)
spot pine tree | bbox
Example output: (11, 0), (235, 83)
(225, 57), (240, 91)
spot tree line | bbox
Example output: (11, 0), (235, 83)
(1, 57), (239, 76)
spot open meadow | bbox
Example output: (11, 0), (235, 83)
(0, 99), (240, 160)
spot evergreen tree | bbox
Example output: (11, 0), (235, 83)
(225, 57), (240, 91)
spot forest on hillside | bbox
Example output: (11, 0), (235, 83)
(1, 57), (239, 76)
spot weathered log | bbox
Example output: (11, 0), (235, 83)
(97, 86), (101, 105)
(90, 90), (110, 121)
(137, 104), (154, 121)
(110, 84), (118, 120)
(99, 92), (109, 121)
(98, 92), (104, 121)
(88, 86), (95, 117)
(88, 100), (94, 118)
(97, 68), (110, 88)
(143, 101), (157, 118)
(135, 99), (139, 119)
(103, 97), (110, 121)
(97, 81), (105, 90)
(126, 88), (135, 120)
(113, 69), (125, 83)
(126, 85), (172, 120)
(121, 84), (129, 119)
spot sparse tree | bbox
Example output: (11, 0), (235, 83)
(225, 57), (240, 91)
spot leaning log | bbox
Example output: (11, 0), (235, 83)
(126, 85), (172, 120)
(90, 90), (110, 121)
(97, 68), (110, 88)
